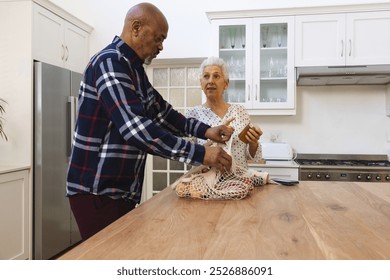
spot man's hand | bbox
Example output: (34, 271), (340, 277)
(203, 145), (232, 171)
(204, 117), (235, 143)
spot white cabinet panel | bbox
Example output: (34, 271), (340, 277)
(256, 167), (298, 180)
(33, 4), (64, 68)
(33, 4), (89, 73)
(295, 14), (345, 66)
(0, 169), (30, 260)
(64, 21), (89, 73)
(347, 11), (390, 65)
(296, 11), (390, 67)
(249, 161), (299, 180)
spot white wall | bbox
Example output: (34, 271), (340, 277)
(49, 0), (390, 58)
(48, 0), (390, 156)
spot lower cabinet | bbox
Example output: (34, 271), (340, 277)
(0, 169), (30, 260)
(249, 161), (299, 180)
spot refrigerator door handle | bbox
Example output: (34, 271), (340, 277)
(67, 96), (76, 158)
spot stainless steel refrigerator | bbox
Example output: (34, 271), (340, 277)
(33, 61), (81, 259)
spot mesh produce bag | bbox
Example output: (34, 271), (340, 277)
(171, 139), (272, 200)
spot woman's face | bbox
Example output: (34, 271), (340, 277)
(200, 65), (229, 99)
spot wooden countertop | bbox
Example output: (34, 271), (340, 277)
(58, 181), (390, 260)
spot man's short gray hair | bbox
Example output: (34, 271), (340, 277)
(199, 57), (229, 80)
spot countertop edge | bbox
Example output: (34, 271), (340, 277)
(0, 165), (31, 175)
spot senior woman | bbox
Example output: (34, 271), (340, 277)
(186, 57), (263, 168)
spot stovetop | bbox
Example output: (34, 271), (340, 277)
(295, 154), (390, 182)
(295, 154), (390, 168)
(295, 159), (390, 168)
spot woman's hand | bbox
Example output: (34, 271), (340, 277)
(245, 125), (262, 144)
(246, 125), (262, 157)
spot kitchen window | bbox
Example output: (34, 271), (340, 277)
(143, 58), (204, 201)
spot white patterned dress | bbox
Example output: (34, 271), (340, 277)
(186, 104), (262, 169)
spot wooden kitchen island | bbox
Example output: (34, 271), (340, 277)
(58, 181), (390, 260)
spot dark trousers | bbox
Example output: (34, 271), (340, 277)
(69, 194), (136, 240)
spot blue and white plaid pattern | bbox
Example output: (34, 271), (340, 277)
(66, 36), (209, 203)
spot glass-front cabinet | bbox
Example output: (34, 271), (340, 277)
(211, 16), (295, 115)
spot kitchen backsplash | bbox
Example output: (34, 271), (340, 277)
(254, 85), (390, 155)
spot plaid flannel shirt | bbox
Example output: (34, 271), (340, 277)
(66, 36), (209, 203)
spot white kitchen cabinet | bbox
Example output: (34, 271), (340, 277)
(249, 161), (299, 180)
(210, 16), (296, 115)
(295, 11), (390, 67)
(33, 4), (89, 73)
(0, 169), (30, 260)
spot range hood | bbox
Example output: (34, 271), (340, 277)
(296, 65), (390, 86)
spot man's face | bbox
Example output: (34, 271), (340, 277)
(139, 19), (168, 65)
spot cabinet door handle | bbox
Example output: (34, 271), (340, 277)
(67, 96), (76, 158)
(255, 84), (259, 101)
(61, 44), (65, 60)
(65, 46), (69, 61)
(247, 84), (250, 101)
(341, 40), (344, 57)
(348, 39), (352, 57)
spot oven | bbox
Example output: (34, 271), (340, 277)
(295, 154), (390, 182)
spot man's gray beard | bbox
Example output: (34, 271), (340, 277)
(144, 56), (152, 65)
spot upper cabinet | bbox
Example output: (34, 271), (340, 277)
(33, 4), (89, 73)
(295, 11), (390, 67)
(211, 16), (295, 115)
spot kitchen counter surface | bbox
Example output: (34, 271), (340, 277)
(58, 181), (390, 260)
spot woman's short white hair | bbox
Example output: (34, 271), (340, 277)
(199, 57), (229, 80)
